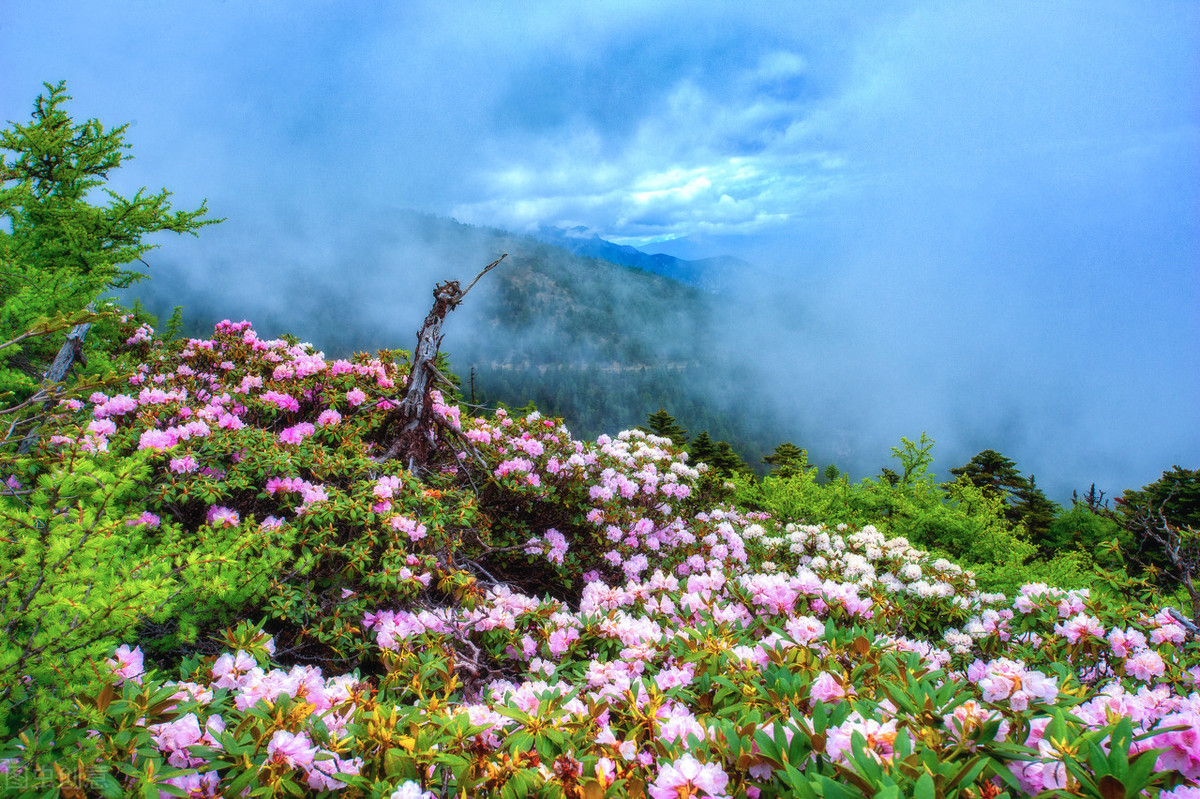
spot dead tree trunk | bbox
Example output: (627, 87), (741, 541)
(15, 316), (93, 455)
(376, 255), (506, 472)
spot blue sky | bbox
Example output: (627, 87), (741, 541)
(3, 1), (1198, 497)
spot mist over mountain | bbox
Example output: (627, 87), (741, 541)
(131, 211), (790, 465)
(534, 226), (755, 293)
(129, 206), (1192, 503)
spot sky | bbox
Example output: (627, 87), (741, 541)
(3, 1), (1198, 499)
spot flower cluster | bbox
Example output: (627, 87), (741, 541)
(5, 320), (1198, 798)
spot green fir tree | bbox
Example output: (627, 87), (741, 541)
(638, 407), (689, 446)
(762, 442), (811, 479)
(0, 81), (219, 401)
(688, 431), (717, 469)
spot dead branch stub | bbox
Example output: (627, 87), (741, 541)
(15, 316), (93, 455)
(377, 255), (506, 472)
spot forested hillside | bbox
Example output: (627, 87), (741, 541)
(133, 210), (782, 467)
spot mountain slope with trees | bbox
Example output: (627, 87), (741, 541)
(134, 208), (783, 468)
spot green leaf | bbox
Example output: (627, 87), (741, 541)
(91, 773), (127, 799)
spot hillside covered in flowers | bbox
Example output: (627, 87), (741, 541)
(2, 79), (1199, 799)
(1, 315), (1198, 798)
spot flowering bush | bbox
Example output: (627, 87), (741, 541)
(0, 320), (1197, 797)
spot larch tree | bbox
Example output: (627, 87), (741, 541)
(0, 81), (219, 403)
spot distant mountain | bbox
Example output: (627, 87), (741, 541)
(639, 233), (738, 261)
(534, 226), (752, 293)
(133, 211), (782, 463)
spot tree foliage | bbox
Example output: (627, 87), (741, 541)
(1115, 467), (1200, 622)
(638, 407), (689, 446)
(0, 80), (218, 402)
(762, 442), (811, 479)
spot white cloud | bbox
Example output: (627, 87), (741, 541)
(451, 60), (851, 240)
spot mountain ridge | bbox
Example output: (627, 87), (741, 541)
(533, 225), (753, 292)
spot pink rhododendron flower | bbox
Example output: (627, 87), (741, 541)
(148, 712), (225, 768)
(261, 390), (300, 411)
(345, 388), (367, 406)
(279, 422), (315, 444)
(545, 528), (568, 565)
(217, 412), (245, 430)
(125, 323), (154, 344)
(238, 375), (264, 393)
(1151, 622), (1186, 645)
(126, 511), (161, 528)
(170, 455), (199, 474)
(317, 408), (341, 426)
(266, 730), (318, 769)
(1010, 758), (1068, 795)
(657, 705), (707, 746)
(206, 506), (240, 527)
(809, 671), (847, 704)
(1054, 613), (1106, 644)
(389, 515), (427, 542)
(825, 714), (899, 765)
(138, 429), (177, 451)
(943, 700), (1009, 744)
(547, 627), (579, 656)
(654, 664), (695, 691)
(87, 418), (117, 438)
(1126, 649), (1166, 681)
(1108, 627), (1148, 658)
(306, 753), (364, 791)
(784, 615), (825, 644)
(374, 475), (403, 499)
(107, 644), (144, 684)
(648, 754), (729, 799)
(1143, 709), (1200, 780)
(161, 772), (221, 797)
(969, 658), (1058, 711)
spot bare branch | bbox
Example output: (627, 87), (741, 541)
(1167, 607), (1200, 639)
(459, 254), (508, 301)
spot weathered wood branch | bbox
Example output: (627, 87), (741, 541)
(15, 315), (94, 455)
(375, 255), (507, 472)
(1167, 606), (1200, 638)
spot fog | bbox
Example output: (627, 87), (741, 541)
(3, 1), (1197, 500)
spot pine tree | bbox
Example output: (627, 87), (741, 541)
(638, 407), (688, 446)
(710, 440), (750, 478)
(949, 450), (1026, 498)
(1011, 475), (1059, 545)
(1115, 467), (1200, 623)
(948, 449), (1029, 526)
(688, 431), (717, 469)
(1118, 467), (1200, 532)
(762, 442), (811, 479)
(1072, 483), (1108, 512)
